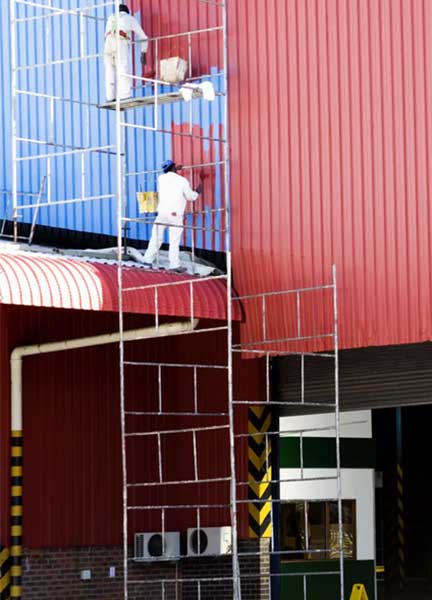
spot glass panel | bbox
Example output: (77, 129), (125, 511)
(306, 502), (328, 560)
(328, 500), (356, 559)
(280, 500), (357, 561)
(280, 502), (306, 560)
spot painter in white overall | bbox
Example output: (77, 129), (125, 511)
(144, 160), (202, 273)
(104, 4), (148, 101)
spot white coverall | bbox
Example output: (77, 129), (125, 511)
(104, 12), (148, 101)
(144, 172), (199, 270)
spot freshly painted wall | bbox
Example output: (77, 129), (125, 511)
(229, 0), (432, 351)
(3, 1), (432, 352)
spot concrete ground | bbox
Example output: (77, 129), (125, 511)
(380, 581), (432, 600)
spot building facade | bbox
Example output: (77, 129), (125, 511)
(1, 0), (431, 599)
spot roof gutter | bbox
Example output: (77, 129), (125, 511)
(9, 319), (198, 599)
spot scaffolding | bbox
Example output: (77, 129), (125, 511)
(232, 270), (345, 599)
(8, 2), (345, 600)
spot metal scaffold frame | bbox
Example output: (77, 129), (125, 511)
(232, 266), (345, 600)
(9, 2), (345, 600)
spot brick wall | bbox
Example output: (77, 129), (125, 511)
(239, 540), (271, 600)
(21, 541), (270, 599)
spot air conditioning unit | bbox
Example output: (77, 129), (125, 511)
(187, 526), (232, 556)
(134, 532), (180, 561)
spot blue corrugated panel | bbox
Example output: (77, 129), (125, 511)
(0, 2), (225, 251)
(0, 2), (12, 221)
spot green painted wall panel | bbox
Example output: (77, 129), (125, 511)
(280, 560), (375, 600)
(280, 438), (375, 469)
(280, 438), (301, 468)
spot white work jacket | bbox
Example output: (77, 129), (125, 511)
(157, 172), (198, 220)
(104, 12), (148, 52)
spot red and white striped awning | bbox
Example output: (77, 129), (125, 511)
(0, 251), (241, 321)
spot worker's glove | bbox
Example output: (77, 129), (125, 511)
(195, 183), (203, 195)
(141, 52), (147, 66)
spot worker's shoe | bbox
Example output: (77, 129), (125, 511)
(171, 266), (187, 274)
(142, 261), (153, 269)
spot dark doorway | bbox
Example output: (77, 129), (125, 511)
(373, 406), (432, 600)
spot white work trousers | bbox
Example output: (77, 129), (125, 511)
(104, 38), (131, 101)
(144, 215), (184, 269)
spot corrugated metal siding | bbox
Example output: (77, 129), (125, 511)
(229, 0), (432, 351)
(0, 305), (260, 547)
(3, 0), (432, 350)
(0, 251), (241, 320)
(0, 2), (12, 216)
(274, 342), (432, 413)
(0, 1), (225, 250)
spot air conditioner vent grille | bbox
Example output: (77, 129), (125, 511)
(148, 533), (164, 557)
(190, 529), (209, 554)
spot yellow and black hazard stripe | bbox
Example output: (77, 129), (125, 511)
(0, 546), (11, 600)
(248, 406), (272, 538)
(396, 463), (405, 589)
(10, 431), (23, 600)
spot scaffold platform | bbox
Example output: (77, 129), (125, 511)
(99, 88), (206, 110)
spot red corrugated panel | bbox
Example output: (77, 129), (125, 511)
(0, 251), (240, 321)
(0, 305), (261, 547)
(130, 0), (222, 74)
(129, 0), (226, 254)
(229, 0), (432, 350)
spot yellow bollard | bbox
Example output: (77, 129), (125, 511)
(349, 583), (369, 600)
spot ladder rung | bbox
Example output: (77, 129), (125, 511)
(125, 411), (229, 417)
(127, 476), (231, 488)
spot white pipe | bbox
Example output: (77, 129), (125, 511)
(10, 319), (198, 430)
(8, 318), (198, 599)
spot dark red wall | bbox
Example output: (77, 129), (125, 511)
(0, 305), (263, 548)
